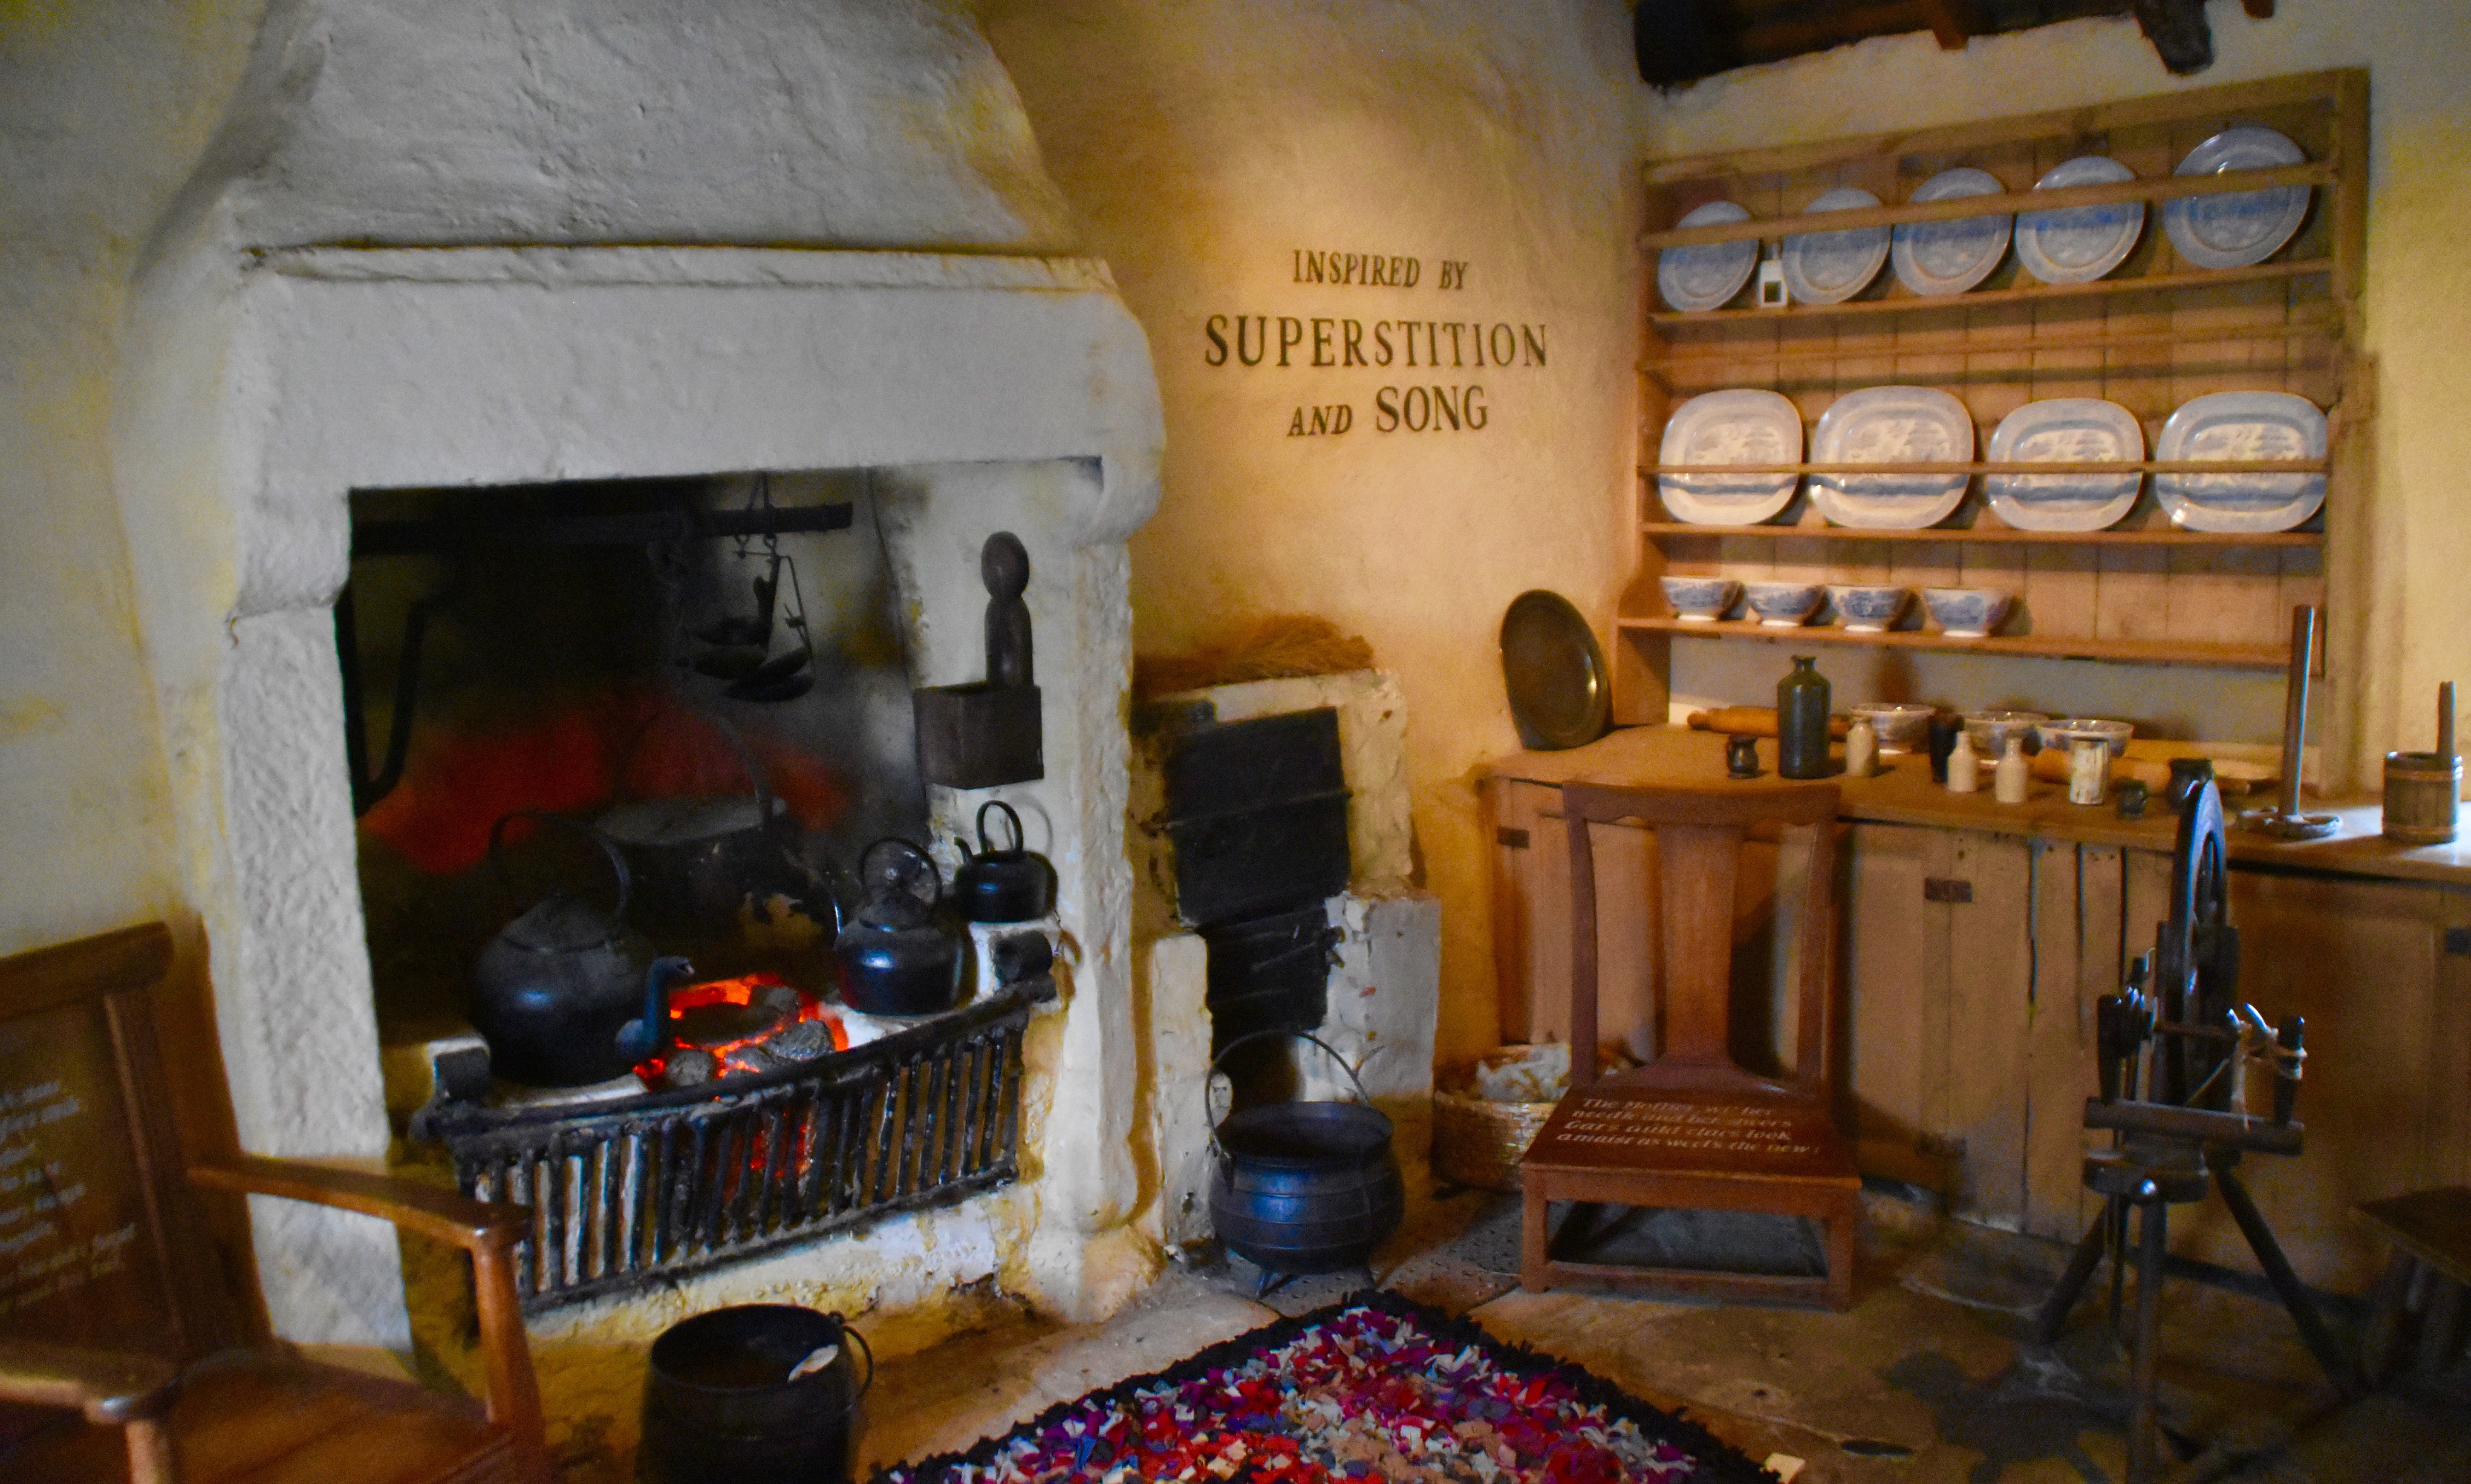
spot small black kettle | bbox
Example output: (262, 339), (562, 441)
(952, 801), (1057, 924)
(832, 839), (965, 1017)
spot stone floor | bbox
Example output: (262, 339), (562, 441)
(854, 1182), (2471, 1484)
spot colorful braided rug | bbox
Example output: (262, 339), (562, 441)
(874, 1291), (1777, 1484)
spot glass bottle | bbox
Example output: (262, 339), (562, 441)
(1776, 656), (1831, 779)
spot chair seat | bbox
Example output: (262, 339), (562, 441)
(7, 1347), (522, 1484)
(1522, 1082), (1860, 1188)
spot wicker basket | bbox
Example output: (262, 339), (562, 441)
(1430, 1084), (1558, 1193)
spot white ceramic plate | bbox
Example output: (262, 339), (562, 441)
(1781, 187), (1890, 305)
(1892, 168), (2012, 297)
(2015, 156), (2145, 284)
(1657, 201), (1759, 312)
(1657, 389), (1804, 524)
(1810, 386), (1974, 529)
(1985, 398), (2145, 530)
(2154, 391), (2326, 533)
(2165, 126), (2311, 270)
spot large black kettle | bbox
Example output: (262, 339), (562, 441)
(470, 812), (690, 1087)
(831, 839), (964, 1017)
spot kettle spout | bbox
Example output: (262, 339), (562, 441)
(615, 956), (696, 1065)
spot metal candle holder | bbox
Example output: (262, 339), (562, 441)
(2240, 605), (2338, 840)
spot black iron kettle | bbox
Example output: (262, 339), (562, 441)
(832, 839), (964, 1017)
(952, 800), (1056, 924)
(471, 812), (689, 1087)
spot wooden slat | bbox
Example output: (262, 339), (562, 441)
(2022, 843), (2092, 1239)
(1845, 824), (1940, 1188)
(1943, 832), (2035, 1227)
(1644, 459), (2328, 476)
(1619, 616), (2287, 669)
(1648, 260), (2331, 326)
(1637, 522), (2320, 547)
(1643, 69), (2350, 184)
(1639, 163), (2335, 248)
(0, 922), (173, 1016)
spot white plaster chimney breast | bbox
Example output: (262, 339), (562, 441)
(115, 0), (1164, 1349)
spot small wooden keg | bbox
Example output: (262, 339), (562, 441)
(2383, 750), (2461, 845)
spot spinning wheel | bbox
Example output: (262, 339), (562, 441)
(2027, 777), (2358, 1484)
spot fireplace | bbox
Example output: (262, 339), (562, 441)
(108, 0), (1166, 1350)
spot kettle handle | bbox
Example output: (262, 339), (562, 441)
(488, 810), (632, 925)
(975, 799), (1026, 856)
(857, 837), (943, 910)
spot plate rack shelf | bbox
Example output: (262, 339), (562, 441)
(1616, 69), (2366, 723)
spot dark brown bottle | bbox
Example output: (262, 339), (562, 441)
(1776, 656), (1831, 779)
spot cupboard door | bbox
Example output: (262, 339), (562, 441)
(1842, 824), (2036, 1228)
(2183, 870), (2449, 1291)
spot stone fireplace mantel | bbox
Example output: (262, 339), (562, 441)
(115, 243), (1164, 1346)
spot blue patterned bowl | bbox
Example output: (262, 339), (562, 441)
(1659, 575), (1742, 623)
(1743, 581), (1824, 628)
(1826, 584), (1910, 632)
(1921, 586), (2011, 638)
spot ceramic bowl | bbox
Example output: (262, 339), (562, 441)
(1963, 709), (2049, 757)
(1826, 584), (1910, 632)
(1660, 575), (1742, 623)
(2037, 717), (2134, 759)
(1850, 702), (1936, 754)
(1921, 586), (2012, 638)
(1743, 581), (1824, 628)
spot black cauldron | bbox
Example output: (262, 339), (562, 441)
(1206, 1032), (1403, 1296)
(639, 1305), (872, 1484)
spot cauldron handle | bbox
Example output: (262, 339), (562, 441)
(830, 1315), (873, 1415)
(1204, 1030), (1376, 1156)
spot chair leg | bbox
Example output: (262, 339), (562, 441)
(1825, 1192), (1858, 1311)
(2415, 1277), (2465, 1380)
(1521, 1181), (1551, 1292)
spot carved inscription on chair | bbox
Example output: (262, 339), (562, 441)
(1554, 1100), (1820, 1157)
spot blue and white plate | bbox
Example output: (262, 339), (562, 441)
(1986, 398), (2144, 531)
(1810, 386), (1973, 529)
(1781, 187), (1890, 305)
(1657, 389), (1804, 525)
(2154, 392), (2326, 533)
(2016, 156), (2144, 284)
(1892, 168), (2012, 297)
(2165, 126), (2310, 270)
(1657, 201), (1759, 312)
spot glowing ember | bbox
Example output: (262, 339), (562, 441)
(634, 972), (847, 1087)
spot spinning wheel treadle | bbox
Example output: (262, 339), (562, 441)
(2026, 779), (2358, 1484)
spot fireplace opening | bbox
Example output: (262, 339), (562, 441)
(343, 469), (932, 1081)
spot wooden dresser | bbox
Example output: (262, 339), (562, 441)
(1481, 725), (2471, 1291)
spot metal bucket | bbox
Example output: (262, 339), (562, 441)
(639, 1305), (873, 1484)
(1206, 1032), (1403, 1293)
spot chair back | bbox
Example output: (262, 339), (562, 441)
(1559, 778), (1839, 1095)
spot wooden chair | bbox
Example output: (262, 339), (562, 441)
(0, 923), (550, 1484)
(1518, 777), (1861, 1308)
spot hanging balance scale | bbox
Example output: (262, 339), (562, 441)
(681, 473), (818, 704)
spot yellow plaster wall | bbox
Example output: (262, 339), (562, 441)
(0, 1), (259, 954)
(981, 0), (1651, 1065)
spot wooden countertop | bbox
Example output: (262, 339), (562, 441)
(1481, 726), (2471, 890)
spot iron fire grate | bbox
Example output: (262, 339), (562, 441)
(413, 983), (1047, 1312)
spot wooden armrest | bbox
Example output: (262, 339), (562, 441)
(191, 1155), (531, 1251)
(0, 1338), (181, 1424)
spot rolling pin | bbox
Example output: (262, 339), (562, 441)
(1687, 706), (1850, 740)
